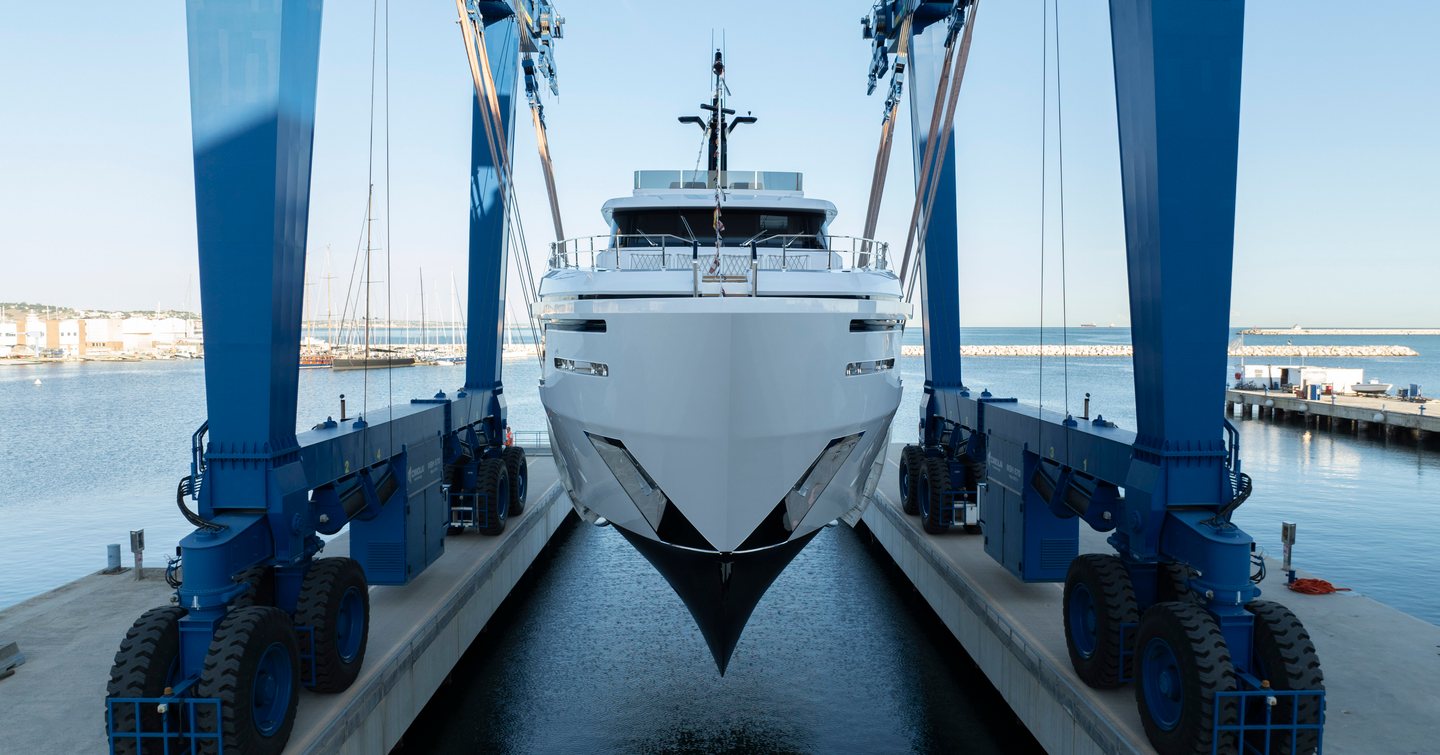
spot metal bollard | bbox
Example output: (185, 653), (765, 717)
(106, 544), (122, 573)
(130, 530), (145, 580)
(1281, 521), (1297, 583)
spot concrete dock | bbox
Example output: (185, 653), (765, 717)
(5, 447), (1439, 754)
(0, 458), (570, 754)
(856, 444), (1440, 754)
(1228, 388), (1438, 444)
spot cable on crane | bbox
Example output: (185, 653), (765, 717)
(862, 15), (913, 242)
(384, 0), (395, 450)
(1037, 0), (1074, 438)
(1037, 0), (1049, 427)
(456, 3), (546, 366)
(1053, 0), (1072, 420)
(899, 2), (980, 303)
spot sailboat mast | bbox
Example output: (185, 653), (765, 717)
(364, 184), (374, 359)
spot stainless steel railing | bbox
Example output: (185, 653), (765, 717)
(548, 233), (890, 274)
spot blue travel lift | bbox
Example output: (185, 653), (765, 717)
(103, 2), (563, 752)
(867, 2), (1326, 753)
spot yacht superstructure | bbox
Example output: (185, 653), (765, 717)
(537, 52), (905, 671)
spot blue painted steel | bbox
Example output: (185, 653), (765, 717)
(336, 587), (364, 662)
(463, 6), (521, 448)
(1069, 583), (1098, 659)
(106, 696), (224, 753)
(1215, 679), (1326, 753)
(879, 2), (1279, 725)
(1106, 0), (1259, 661)
(906, 21), (963, 401)
(252, 641), (294, 736)
(1140, 636), (1184, 731)
(113, 3), (551, 751)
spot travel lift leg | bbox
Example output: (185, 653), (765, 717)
(452, 2), (529, 536)
(873, 2), (1325, 753)
(103, 2), (533, 753)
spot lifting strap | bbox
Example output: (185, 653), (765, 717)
(898, 2), (979, 301)
(455, 2), (545, 363)
(528, 97), (565, 240)
(862, 15), (912, 242)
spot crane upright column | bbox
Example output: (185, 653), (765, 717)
(464, 5), (521, 447)
(178, 0), (324, 669)
(871, 2), (1326, 752)
(907, 20), (964, 409)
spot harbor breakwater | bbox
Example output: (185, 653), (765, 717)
(900, 344), (1420, 358)
(1239, 328), (1440, 336)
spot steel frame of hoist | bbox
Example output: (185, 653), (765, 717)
(104, 1), (563, 752)
(867, 0), (1324, 751)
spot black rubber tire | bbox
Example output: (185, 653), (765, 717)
(476, 457), (511, 536)
(229, 565), (275, 609)
(919, 456), (951, 534)
(106, 606), (185, 754)
(196, 606), (300, 755)
(1134, 602), (1238, 755)
(1156, 562), (1200, 606)
(898, 445), (923, 515)
(295, 558), (370, 693)
(503, 445), (528, 515)
(1244, 600), (1324, 755)
(1063, 554), (1140, 688)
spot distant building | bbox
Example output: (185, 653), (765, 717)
(1, 314), (199, 358)
(0, 321), (16, 355)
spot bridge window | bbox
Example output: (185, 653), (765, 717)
(614, 209), (824, 248)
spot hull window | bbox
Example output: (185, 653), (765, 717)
(850, 318), (904, 332)
(554, 357), (609, 377)
(546, 319), (607, 333)
(845, 358), (895, 376)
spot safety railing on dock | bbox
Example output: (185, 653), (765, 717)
(511, 430), (551, 455)
(106, 695), (225, 754)
(548, 233), (890, 274)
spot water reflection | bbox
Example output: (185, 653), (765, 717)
(398, 519), (1037, 754)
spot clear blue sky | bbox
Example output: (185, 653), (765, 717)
(1, 1), (1436, 327)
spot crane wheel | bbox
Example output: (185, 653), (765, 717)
(1063, 554), (1140, 688)
(898, 445), (923, 515)
(230, 565), (275, 609)
(918, 456), (951, 534)
(106, 606), (186, 754)
(1243, 600), (1323, 754)
(476, 457), (511, 536)
(1154, 562), (1200, 605)
(1134, 601), (1238, 755)
(503, 446), (528, 515)
(197, 606), (300, 755)
(296, 558), (370, 693)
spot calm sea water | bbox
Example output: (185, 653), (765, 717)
(1, 326), (1436, 752)
(2, 328), (1437, 623)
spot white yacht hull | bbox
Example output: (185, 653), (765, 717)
(541, 297), (904, 553)
(538, 295), (904, 670)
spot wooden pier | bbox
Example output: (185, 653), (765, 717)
(1227, 388), (1438, 444)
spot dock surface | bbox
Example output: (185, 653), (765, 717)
(1228, 388), (1439, 436)
(858, 444), (1440, 754)
(0, 458), (569, 754)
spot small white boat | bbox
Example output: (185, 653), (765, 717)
(1352, 380), (1392, 396)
